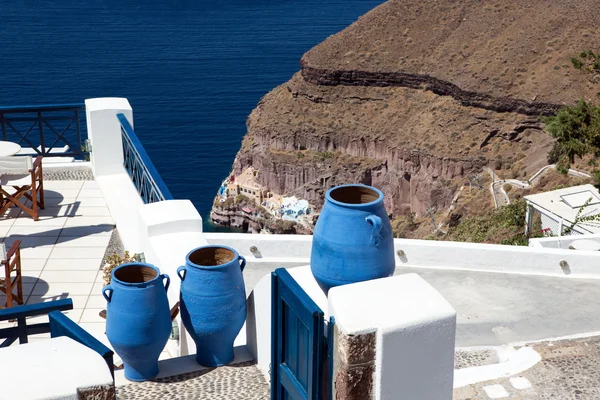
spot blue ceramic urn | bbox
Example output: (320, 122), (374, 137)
(102, 263), (171, 382)
(177, 245), (246, 367)
(311, 184), (395, 293)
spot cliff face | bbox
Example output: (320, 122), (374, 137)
(232, 73), (549, 216)
(217, 0), (600, 227)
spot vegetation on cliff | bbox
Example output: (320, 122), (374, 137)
(544, 50), (600, 181)
(442, 199), (530, 245)
(545, 99), (600, 174)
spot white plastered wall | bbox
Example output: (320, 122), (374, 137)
(85, 97), (143, 251)
(86, 98), (210, 358)
(329, 274), (456, 400)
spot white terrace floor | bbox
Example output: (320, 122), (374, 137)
(0, 180), (173, 359)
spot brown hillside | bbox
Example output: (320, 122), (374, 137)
(302, 0), (600, 113)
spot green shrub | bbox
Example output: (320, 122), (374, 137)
(446, 199), (530, 244)
(543, 99), (600, 174)
(103, 251), (137, 286)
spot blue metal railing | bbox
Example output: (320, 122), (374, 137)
(0, 103), (87, 158)
(117, 113), (173, 203)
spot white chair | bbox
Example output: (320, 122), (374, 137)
(0, 156), (44, 220)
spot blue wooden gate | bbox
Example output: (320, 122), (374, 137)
(271, 268), (334, 400)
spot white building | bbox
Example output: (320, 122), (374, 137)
(524, 184), (600, 236)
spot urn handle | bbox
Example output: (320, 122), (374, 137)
(161, 274), (171, 293)
(102, 285), (113, 303)
(365, 214), (383, 247)
(239, 255), (246, 272)
(177, 266), (186, 281)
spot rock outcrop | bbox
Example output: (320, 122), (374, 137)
(214, 0), (600, 231)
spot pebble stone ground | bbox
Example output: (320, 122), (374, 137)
(116, 362), (269, 400)
(43, 167), (94, 181)
(455, 349), (499, 369)
(454, 336), (600, 399)
(117, 337), (600, 400)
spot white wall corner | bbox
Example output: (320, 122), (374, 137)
(328, 274), (457, 400)
(85, 97), (132, 178)
(137, 199), (203, 240)
(245, 272), (273, 381)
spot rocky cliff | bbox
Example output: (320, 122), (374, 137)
(214, 0), (600, 231)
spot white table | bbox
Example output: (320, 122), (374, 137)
(569, 239), (600, 251)
(0, 141), (21, 157)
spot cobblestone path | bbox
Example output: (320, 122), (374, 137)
(116, 362), (269, 400)
(454, 336), (600, 399)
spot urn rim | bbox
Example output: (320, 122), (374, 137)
(325, 184), (383, 209)
(112, 262), (161, 288)
(186, 245), (240, 270)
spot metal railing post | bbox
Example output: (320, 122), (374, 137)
(0, 112), (6, 141)
(37, 111), (45, 156)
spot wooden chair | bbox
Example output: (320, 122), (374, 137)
(0, 240), (23, 309)
(0, 156), (44, 220)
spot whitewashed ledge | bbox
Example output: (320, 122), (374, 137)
(0, 336), (114, 400)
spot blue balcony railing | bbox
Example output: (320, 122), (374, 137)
(0, 104), (87, 158)
(117, 113), (173, 203)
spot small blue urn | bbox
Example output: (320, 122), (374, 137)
(102, 263), (171, 382)
(177, 245), (247, 367)
(311, 184), (395, 293)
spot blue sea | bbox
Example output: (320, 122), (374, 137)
(0, 0), (383, 230)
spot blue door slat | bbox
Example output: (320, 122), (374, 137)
(328, 317), (336, 400)
(297, 318), (309, 388)
(308, 309), (323, 399)
(272, 268), (328, 400)
(279, 278), (321, 323)
(272, 271), (282, 400)
(284, 303), (299, 377)
(280, 363), (308, 399)
(276, 269), (322, 317)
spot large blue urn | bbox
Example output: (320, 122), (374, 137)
(311, 184), (395, 293)
(177, 245), (247, 367)
(102, 263), (171, 382)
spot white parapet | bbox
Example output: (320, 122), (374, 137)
(137, 199), (204, 239)
(85, 97), (145, 251)
(136, 199), (208, 358)
(329, 274), (457, 400)
(245, 272), (272, 379)
(85, 97), (132, 178)
(0, 336), (114, 399)
(137, 199), (206, 305)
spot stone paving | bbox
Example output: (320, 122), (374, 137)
(43, 167), (95, 181)
(116, 362), (269, 400)
(0, 173), (152, 354)
(454, 336), (600, 399)
(0, 178), (115, 323)
(455, 349), (499, 369)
